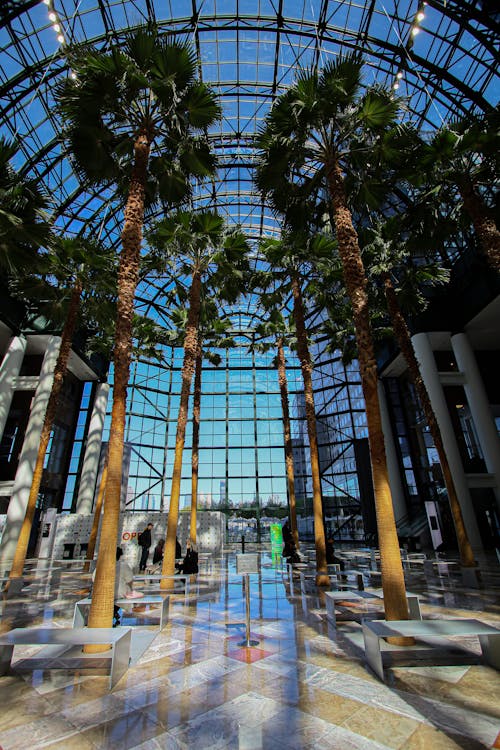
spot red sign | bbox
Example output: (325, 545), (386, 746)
(122, 531), (138, 541)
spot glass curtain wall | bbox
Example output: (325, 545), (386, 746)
(99, 340), (306, 542)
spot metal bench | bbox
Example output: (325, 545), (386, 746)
(325, 590), (421, 627)
(362, 618), (500, 681)
(330, 569), (365, 591)
(134, 573), (192, 594)
(0, 626), (132, 689)
(73, 594), (169, 630)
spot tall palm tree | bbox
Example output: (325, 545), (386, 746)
(417, 114), (500, 271)
(83, 451), (108, 574)
(6, 236), (116, 584)
(56, 27), (220, 635)
(255, 232), (334, 584)
(162, 298), (233, 548)
(147, 211), (250, 585)
(253, 314), (300, 551)
(363, 220), (476, 566)
(255, 56), (411, 621)
(82, 312), (168, 574)
(190, 307), (233, 547)
(0, 137), (51, 276)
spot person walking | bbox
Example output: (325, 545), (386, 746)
(138, 522), (153, 572)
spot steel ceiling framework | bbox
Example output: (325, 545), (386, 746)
(0, 0), (498, 327)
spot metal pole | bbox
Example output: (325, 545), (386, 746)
(238, 573), (259, 647)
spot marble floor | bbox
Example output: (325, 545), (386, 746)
(1, 549), (500, 749)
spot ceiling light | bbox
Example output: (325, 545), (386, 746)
(393, 83), (399, 90)
(397, 71), (403, 79)
(53, 23), (60, 32)
(70, 71), (77, 80)
(48, 12), (56, 21)
(411, 26), (420, 36)
(417, 11), (425, 21)
(42, 0), (50, 4)
(57, 34), (64, 43)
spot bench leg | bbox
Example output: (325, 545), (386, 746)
(363, 625), (385, 681)
(325, 598), (337, 628)
(356, 574), (364, 591)
(407, 596), (422, 620)
(0, 644), (14, 676)
(72, 603), (86, 628)
(160, 596), (169, 630)
(479, 633), (500, 671)
(109, 628), (132, 689)
(299, 574), (306, 596)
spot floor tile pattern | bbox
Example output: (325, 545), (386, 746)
(0, 549), (499, 749)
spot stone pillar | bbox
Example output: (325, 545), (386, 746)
(378, 381), (408, 523)
(412, 332), (482, 548)
(75, 382), (110, 514)
(0, 335), (27, 442)
(451, 332), (500, 509)
(0, 336), (61, 571)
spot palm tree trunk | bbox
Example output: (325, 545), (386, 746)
(161, 269), (201, 589)
(327, 158), (410, 628)
(276, 336), (300, 550)
(86, 131), (150, 647)
(190, 341), (202, 546)
(83, 451), (109, 574)
(291, 274), (328, 585)
(7, 278), (83, 583)
(459, 179), (500, 271)
(383, 275), (476, 567)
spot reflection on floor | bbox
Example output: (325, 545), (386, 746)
(1, 549), (500, 749)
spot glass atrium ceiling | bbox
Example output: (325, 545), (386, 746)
(0, 1), (499, 328)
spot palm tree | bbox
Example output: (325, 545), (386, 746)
(83, 312), (176, 574)
(6, 236), (116, 584)
(256, 56), (411, 621)
(147, 211), (250, 585)
(0, 137), (51, 276)
(83, 450), (108, 574)
(253, 313), (300, 551)
(418, 114), (500, 271)
(55, 26), (221, 634)
(315, 212), (477, 568)
(255, 232), (334, 584)
(162, 297), (233, 548)
(190, 306), (233, 547)
(363, 220), (476, 567)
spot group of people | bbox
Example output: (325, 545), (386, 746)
(137, 523), (199, 574)
(282, 520), (344, 569)
(106, 525), (199, 627)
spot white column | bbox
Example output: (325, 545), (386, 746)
(0, 335), (27, 442)
(412, 332), (482, 548)
(451, 332), (500, 508)
(377, 381), (408, 523)
(75, 382), (110, 514)
(0, 335), (61, 571)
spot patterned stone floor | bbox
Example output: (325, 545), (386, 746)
(1, 549), (500, 749)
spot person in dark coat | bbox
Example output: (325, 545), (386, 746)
(281, 520), (298, 560)
(152, 538), (164, 565)
(326, 536), (345, 570)
(138, 523), (153, 571)
(179, 540), (198, 574)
